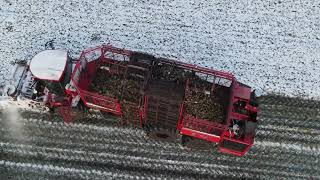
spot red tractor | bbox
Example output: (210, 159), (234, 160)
(5, 45), (258, 156)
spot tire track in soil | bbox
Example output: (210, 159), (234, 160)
(1, 95), (320, 179)
(1, 145), (313, 180)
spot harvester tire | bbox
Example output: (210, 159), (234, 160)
(147, 127), (178, 142)
(100, 111), (119, 123)
(250, 90), (259, 107)
(181, 135), (215, 151)
(5, 85), (17, 97)
(48, 107), (55, 114)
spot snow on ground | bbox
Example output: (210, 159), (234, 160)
(0, 0), (320, 98)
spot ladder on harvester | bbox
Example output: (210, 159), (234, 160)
(146, 96), (181, 130)
(145, 80), (184, 131)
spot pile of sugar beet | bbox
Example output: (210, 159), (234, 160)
(91, 62), (225, 123)
(90, 63), (142, 124)
(185, 76), (225, 123)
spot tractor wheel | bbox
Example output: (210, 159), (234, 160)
(148, 127), (178, 143)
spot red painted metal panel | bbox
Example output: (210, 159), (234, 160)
(180, 127), (220, 143)
(231, 112), (249, 121)
(234, 85), (251, 100)
(179, 114), (227, 141)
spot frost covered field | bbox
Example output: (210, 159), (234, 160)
(0, 0), (320, 98)
(1, 0), (320, 179)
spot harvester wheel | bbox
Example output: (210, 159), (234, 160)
(57, 101), (88, 123)
(77, 100), (88, 114)
(147, 127), (178, 142)
(6, 85), (17, 97)
(100, 111), (119, 123)
(48, 107), (55, 114)
(181, 135), (215, 151)
(250, 90), (259, 107)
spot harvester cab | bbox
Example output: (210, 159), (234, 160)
(3, 49), (74, 109)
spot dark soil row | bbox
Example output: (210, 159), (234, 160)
(258, 95), (320, 108)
